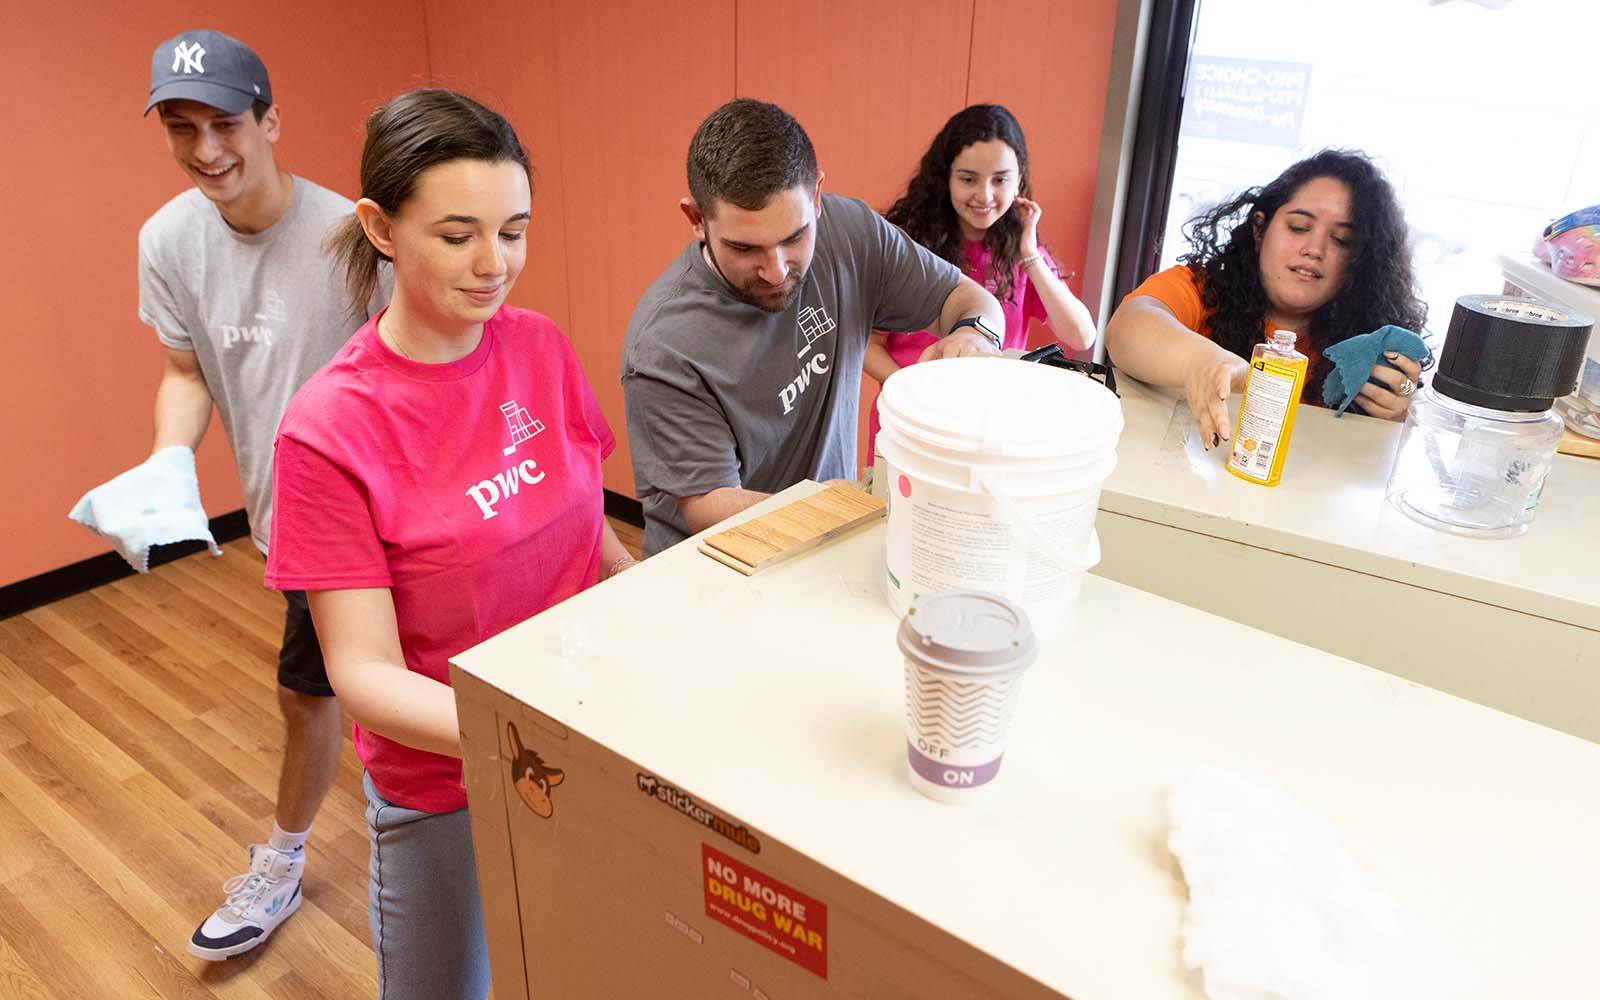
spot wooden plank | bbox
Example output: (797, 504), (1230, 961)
(2, 734), (238, 919)
(98, 576), (284, 705)
(700, 544), (757, 576)
(0, 881), (132, 1000)
(0, 617), (82, 701)
(54, 669), (274, 827)
(143, 558), (283, 653)
(23, 606), (199, 725)
(700, 484), (885, 574)
(106, 569), (281, 668)
(13, 694), (143, 783)
(0, 646), (54, 715)
(0, 783), (231, 1000)
(1559, 426), (1600, 459)
(0, 715), (25, 753)
(0, 924), (56, 1000)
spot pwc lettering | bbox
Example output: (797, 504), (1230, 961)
(219, 324), (273, 348)
(465, 459), (546, 520)
(779, 352), (829, 415)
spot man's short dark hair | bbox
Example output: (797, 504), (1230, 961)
(687, 99), (818, 217)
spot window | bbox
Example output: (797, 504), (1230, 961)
(1149, 0), (1600, 335)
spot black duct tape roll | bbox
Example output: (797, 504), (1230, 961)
(1434, 295), (1594, 411)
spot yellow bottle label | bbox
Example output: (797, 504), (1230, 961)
(1228, 356), (1306, 486)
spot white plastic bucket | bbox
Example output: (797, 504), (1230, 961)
(877, 357), (1123, 636)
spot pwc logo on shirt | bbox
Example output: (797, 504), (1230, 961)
(464, 399), (548, 520)
(217, 288), (289, 349)
(778, 304), (836, 415)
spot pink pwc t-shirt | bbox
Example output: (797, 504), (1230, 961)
(265, 306), (614, 812)
(882, 239), (1057, 366)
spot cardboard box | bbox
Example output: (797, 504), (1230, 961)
(451, 483), (1600, 998)
(454, 678), (1057, 998)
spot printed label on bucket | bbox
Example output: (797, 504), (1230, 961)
(884, 458), (1098, 621)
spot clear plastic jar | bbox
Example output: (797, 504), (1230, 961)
(1386, 386), (1564, 538)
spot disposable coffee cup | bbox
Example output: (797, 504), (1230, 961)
(898, 590), (1037, 804)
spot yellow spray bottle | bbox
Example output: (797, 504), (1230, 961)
(1227, 329), (1308, 487)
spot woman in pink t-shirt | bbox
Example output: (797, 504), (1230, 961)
(865, 104), (1099, 445)
(265, 90), (634, 1000)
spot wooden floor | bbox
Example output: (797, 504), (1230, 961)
(0, 519), (644, 999)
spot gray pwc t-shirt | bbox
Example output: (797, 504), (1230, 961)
(621, 194), (961, 556)
(138, 176), (388, 553)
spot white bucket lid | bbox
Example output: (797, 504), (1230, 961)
(879, 357), (1123, 459)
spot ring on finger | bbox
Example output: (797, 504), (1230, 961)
(1396, 378), (1415, 397)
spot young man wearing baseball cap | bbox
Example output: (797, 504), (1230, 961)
(138, 28), (387, 960)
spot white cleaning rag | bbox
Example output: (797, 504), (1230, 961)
(68, 446), (223, 573)
(1167, 764), (1478, 1000)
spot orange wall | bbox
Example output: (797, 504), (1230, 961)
(424, 0), (739, 500)
(4, 0), (1117, 588)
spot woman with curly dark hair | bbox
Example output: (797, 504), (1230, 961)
(865, 104), (1096, 443)
(1105, 149), (1428, 447)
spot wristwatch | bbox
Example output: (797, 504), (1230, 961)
(948, 315), (1002, 352)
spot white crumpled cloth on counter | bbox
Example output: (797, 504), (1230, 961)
(1167, 763), (1482, 1000)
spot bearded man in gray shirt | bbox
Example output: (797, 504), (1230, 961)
(137, 29), (386, 960)
(622, 99), (1006, 556)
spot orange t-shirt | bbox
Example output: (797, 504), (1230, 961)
(1124, 265), (1325, 403)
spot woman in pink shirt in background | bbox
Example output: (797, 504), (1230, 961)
(866, 104), (1099, 445)
(265, 89), (634, 999)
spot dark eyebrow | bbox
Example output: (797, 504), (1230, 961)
(721, 221), (810, 252)
(1285, 208), (1352, 229)
(433, 212), (532, 226)
(162, 110), (242, 124)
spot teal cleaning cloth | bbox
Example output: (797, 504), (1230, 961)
(1321, 326), (1430, 416)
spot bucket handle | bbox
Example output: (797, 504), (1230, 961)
(973, 473), (1101, 573)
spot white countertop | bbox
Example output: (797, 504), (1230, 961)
(454, 483), (1600, 998)
(1498, 252), (1600, 342)
(1102, 376), (1600, 630)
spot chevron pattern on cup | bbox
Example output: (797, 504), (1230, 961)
(905, 666), (1021, 749)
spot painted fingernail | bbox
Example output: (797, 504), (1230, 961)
(1212, 434), (1220, 448)
(1384, 351), (1399, 360)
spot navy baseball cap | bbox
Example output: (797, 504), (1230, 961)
(144, 30), (272, 116)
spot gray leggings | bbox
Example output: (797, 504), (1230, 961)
(363, 772), (490, 1000)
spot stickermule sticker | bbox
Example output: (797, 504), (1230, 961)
(638, 773), (761, 853)
(702, 843), (828, 979)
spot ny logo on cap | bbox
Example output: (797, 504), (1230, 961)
(172, 41), (206, 75)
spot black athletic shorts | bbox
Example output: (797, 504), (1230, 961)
(278, 590), (335, 698)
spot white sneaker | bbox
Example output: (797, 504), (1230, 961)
(187, 844), (305, 960)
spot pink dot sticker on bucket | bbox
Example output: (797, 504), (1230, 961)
(898, 474), (912, 498)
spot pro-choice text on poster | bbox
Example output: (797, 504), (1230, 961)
(1181, 55), (1312, 148)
